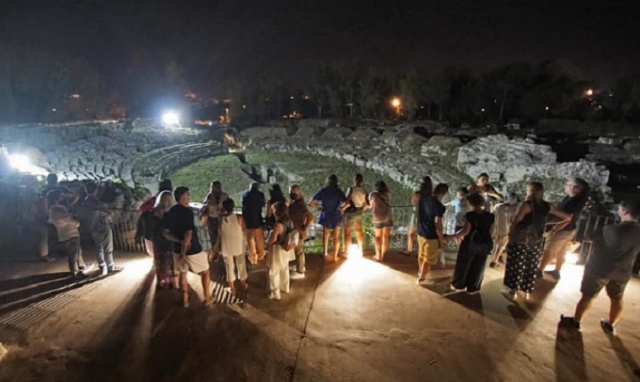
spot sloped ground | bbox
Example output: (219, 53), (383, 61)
(0, 247), (639, 382)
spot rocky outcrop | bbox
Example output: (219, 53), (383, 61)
(242, 126), (610, 202)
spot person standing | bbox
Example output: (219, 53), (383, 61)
(288, 184), (315, 279)
(242, 182), (266, 263)
(445, 187), (470, 247)
(266, 202), (298, 300)
(342, 174), (368, 254)
(538, 178), (590, 280)
(145, 191), (177, 289)
(416, 177), (446, 283)
(560, 200), (640, 334)
(139, 179), (173, 214)
(201, 180), (228, 259)
(48, 190), (93, 278)
(503, 182), (570, 299)
(82, 182), (122, 276)
(447, 193), (495, 293)
(468, 173), (503, 211)
(220, 199), (248, 296)
(402, 189), (422, 256)
(266, 184), (287, 231)
(490, 192), (519, 268)
(310, 174), (346, 263)
(369, 181), (393, 262)
(164, 186), (213, 307)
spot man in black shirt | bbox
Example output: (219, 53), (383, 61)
(560, 200), (640, 334)
(242, 182), (266, 263)
(538, 178), (589, 280)
(163, 186), (213, 307)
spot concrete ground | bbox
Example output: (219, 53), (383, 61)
(0, 247), (639, 382)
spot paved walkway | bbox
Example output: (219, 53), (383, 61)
(0, 249), (639, 381)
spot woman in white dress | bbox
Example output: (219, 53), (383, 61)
(219, 199), (248, 295)
(266, 202), (299, 300)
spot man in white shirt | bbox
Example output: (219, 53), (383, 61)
(48, 190), (93, 278)
(490, 192), (519, 268)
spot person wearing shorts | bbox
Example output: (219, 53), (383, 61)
(416, 177), (446, 283)
(164, 186), (213, 308)
(560, 200), (640, 334)
(310, 175), (346, 263)
(342, 174), (368, 254)
(369, 181), (393, 262)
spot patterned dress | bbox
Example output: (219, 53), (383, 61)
(503, 201), (550, 293)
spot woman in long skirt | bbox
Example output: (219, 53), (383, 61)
(503, 182), (570, 299)
(150, 191), (178, 289)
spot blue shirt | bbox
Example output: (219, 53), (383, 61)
(313, 187), (346, 225)
(417, 195), (445, 239)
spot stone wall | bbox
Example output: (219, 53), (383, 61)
(240, 124), (610, 202)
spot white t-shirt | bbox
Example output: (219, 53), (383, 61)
(204, 192), (229, 218)
(220, 214), (245, 256)
(493, 202), (518, 236)
(347, 186), (368, 209)
(49, 205), (80, 241)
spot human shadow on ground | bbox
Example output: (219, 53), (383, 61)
(554, 323), (586, 381)
(0, 271), (69, 291)
(605, 332), (640, 379)
(381, 251), (455, 279)
(0, 273), (105, 317)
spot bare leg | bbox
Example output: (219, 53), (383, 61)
(332, 228), (340, 261)
(374, 228), (382, 260)
(574, 294), (594, 323)
(420, 263), (431, 279)
(492, 247), (504, 264)
(407, 227), (416, 253)
(180, 271), (189, 305)
(609, 298), (624, 327)
(246, 230), (257, 264)
(201, 270), (212, 300)
(255, 228), (265, 261)
(344, 226), (353, 247)
(356, 225), (365, 251)
(322, 228), (330, 257)
(554, 251), (567, 273)
(381, 227), (391, 261)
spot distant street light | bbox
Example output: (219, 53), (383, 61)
(391, 97), (401, 116)
(161, 111), (180, 127)
(585, 89), (594, 97)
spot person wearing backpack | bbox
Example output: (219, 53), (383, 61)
(447, 192), (495, 294)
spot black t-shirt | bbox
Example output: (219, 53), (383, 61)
(163, 204), (203, 255)
(464, 211), (495, 234)
(242, 189), (265, 229)
(557, 195), (587, 231)
(586, 222), (640, 281)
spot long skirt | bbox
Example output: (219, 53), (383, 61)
(503, 241), (543, 293)
(155, 249), (175, 289)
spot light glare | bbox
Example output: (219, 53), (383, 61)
(162, 111), (180, 126)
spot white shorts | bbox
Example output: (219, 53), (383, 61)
(173, 251), (210, 274)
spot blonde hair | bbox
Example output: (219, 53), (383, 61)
(154, 190), (175, 211)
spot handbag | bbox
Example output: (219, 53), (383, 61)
(510, 202), (542, 246)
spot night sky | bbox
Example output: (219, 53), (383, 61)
(2, 0), (639, 94)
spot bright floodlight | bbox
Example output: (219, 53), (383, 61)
(8, 154), (47, 175)
(391, 97), (401, 108)
(162, 111), (180, 126)
(347, 243), (363, 259)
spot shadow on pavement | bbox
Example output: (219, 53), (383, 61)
(554, 323), (586, 381)
(605, 332), (640, 379)
(0, 273), (104, 317)
(0, 271), (69, 290)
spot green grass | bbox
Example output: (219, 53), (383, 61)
(168, 155), (251, 202)
(245, 150), (414, 204)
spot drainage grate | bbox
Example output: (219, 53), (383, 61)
(0, 307), (52, 331)
(210, 273), (243, 304)
(32, 293), (78, 312)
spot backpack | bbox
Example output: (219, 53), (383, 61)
(467, 214), (493, 256)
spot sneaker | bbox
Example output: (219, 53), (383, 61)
(417, 277), (426, 284)
(42, 255), (56, 262)
(289, 265), (297, 271)
(544, 270), (561, 280)
(559, 315), (581, 331)
(82, 263), (95, 274)
(100, 266), (108, 276)
(108, 265), (124, 273)
(268, 292), (281, 300)
(290, 272), (305, 280)
(600, 319), (616, 335)
(535, 270), (544, 279)
(449, 283), (465, 292)
(467, 290), (480, 295)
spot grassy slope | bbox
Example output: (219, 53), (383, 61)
(245, 150), (414, 205)
(168, 155), (251, 202)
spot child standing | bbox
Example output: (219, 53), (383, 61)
(266, 202), (299, 300)
(446, 187), (470, 247)
(219, 199), (248, 296)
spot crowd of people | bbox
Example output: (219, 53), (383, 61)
(33, 169), (640, 334)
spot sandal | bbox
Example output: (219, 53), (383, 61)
(401, 250), (411, 256)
